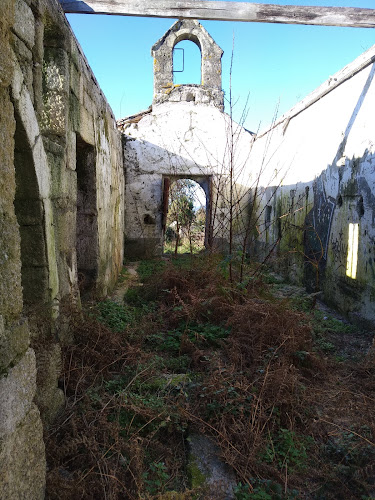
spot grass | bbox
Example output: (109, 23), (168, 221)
(137, 258), (166, 281)
(163, 238), (204, 255)
(95, 299), (136, 331)
(45, 254), (375, 500)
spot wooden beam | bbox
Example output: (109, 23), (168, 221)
(59, 0), (375, 28)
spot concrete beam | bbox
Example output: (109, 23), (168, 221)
(59, 1), (375, 28)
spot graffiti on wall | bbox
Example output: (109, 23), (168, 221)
(304, 175), (336, 289)
(331, 229), (348, 270)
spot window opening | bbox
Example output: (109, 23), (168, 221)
(265, 205), (272, 228)
(346, 223), (359, 280)
(173, 40), (201, 85)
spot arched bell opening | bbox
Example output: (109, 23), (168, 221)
(173, 38), (202, 86)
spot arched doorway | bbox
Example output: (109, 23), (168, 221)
(13, 113), (50, 310)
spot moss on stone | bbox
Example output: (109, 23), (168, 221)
(0, 319), (30, 373)
(187, 457), (207, 489)
(0, 213), (23, 320)
(69, 92), (80, 131)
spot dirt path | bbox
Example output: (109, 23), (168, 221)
(110, 262), (140, 304)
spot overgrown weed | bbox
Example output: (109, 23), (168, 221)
(46, 255), (375, 499)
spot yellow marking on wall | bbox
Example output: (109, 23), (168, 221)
(346, 223), (359, 279)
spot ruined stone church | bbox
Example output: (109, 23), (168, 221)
(1, 0), (375, 497)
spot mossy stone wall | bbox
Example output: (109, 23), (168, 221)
(0, 0), (125, 497)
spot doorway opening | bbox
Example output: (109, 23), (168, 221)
(162, 178), (209, 255)
(13, 113), (49, 310)
(76, 135), (98, 295)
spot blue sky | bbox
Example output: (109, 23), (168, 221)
(66, 1), (375, 131)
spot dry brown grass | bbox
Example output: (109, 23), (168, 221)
(45, 256), (375, 499)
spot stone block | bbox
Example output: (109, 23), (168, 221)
(79, 105), (95, 145)
(43, 47), (68, 93)
(13, 0), (35, 50)
(57, 209), (77, 255)
(0, 2), (15, 87)
(0, 348), (36, 436)
(0, 0), (14, 19)
(35, 386), (65, 426)
(13, 199), (44, 226)
(21, 266), (49, 305)
(42, 91), (67, 136)
(0, 317), (30, 372)
(0, 213), (23, 320)
(13, 70), (42, 152)
(0, 89), (16, 210)
(12, 33), (33, 95)
(0, 33), (14, 88)
(66, 130), (77, 170)
(83, 89), (94, 115)
(188, 433), (236, 497)
(69, 92), (80, 132)
(19, 224), (47, 266)
(70, 61), (80, 98)
(33, 342), (64, 425)
(0, 404), (45, 500)
(35, 342), (62, 389)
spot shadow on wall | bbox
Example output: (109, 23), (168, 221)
(249, 59), (375, 325)
(14, 111), (50, 309)
(255, 145), (375, 325)
(76, 135), (98, 296)
(60, 1), (95, 12)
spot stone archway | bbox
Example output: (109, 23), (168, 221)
(13, 113), (50, 308)
(152, 19), (224, 109)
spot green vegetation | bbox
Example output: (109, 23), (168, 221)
(146, 322), (230, 354)
(96, 299), (135, 331)
(234, 480), (300, 500)
(260, 428), (312, 471)
(143, 462), (170, 495)
(46, 255), (375, 500)
(137, 258), (166, 281)
(312, 309), (356, 336)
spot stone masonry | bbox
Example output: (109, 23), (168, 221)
(0, 0), (124, 497)
(2, 3), (375, 499)
(120, 20), (254, 258)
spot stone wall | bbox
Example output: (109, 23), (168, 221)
(248, 45), (375, 325)
(0, 0), (124, 497)
(121, 101), (254, 258)
(121, 19), (253, 258)
(152, 20), (224, 110)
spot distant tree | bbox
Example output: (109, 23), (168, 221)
(167, 180), (196, 254)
